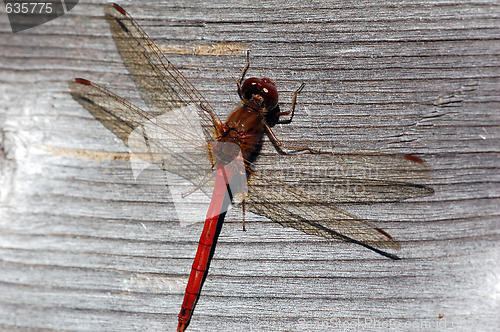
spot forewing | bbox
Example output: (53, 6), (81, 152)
(252, 146), (434, 204)
(104, 3), (221, 143)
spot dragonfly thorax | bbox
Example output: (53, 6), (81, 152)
(222, 105), (267, 163)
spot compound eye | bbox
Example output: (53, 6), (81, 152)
(261, 77), (275, 85)
(241, 77), (278, 110)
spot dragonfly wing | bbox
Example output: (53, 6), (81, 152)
(69, 78), (146, 144)
(252, 147), (433, 204)
(246, 173), (401, 256)
(69, 78), (214, 193)
(104, 3), (221, 143)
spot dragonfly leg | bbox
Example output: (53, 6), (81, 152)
(264, 123), (324, 155)
(264, 83), (326, 155)
(237, 50), (251, 99)
(275, 82), (306, 125)
(242, 199), (246, 232)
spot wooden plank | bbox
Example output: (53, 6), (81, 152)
(0, 1), (499, 331)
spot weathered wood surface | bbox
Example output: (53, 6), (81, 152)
(1, 1), (499, 331)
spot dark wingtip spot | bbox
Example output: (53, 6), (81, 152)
(112, 3), (127, 15)
(405, 182), (426, 189)
(404, 154), (424, 163)
(79, 96), (95, 105)
(74, 78), (91, 85)
(118, 20), (128, 32)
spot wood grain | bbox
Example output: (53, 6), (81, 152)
(1, 1), (499, 331)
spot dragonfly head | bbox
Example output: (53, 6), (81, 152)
(240, 77), (279, 111)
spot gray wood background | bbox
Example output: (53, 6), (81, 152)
(1, 0), (499, 331)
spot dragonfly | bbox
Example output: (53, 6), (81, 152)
(69, 3), (434, 331)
